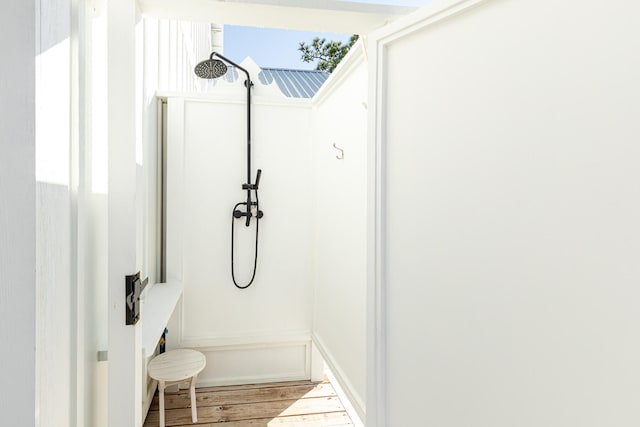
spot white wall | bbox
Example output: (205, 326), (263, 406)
(153, 19), (212, 94)
(2, 5), (214, 426)
(31, 1), (112, 425)
(165, 79), (315, 385)
(28, 8), (210, 426)
(312, 45), (368, 419)
(0, 2), (36, 426)
(163, 50), (372, 401)
(371, 0), (640, 425)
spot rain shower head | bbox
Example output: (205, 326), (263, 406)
(194, 51), (253, 84)
(194, 57), (228, 79)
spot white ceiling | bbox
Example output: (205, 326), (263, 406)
(139, 0), (416, 33)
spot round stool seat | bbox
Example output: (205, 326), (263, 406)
(148, 349), (206, 427)
(148, 349), (206, 382)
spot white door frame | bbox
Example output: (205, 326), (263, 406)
(107, 0), (142, 426)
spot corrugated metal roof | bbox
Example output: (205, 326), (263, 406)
(214, 66), (329, 99)
(259, 68), (330, 99)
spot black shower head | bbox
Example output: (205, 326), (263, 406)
(194, 57), (228, 79)
(194, 52), (253, 84)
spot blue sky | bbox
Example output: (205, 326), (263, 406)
(223, 0), (431, 70)
(223, 26), (353, 70)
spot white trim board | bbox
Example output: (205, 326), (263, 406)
(312, 332), (365, 423)
(179, 332), (312, 348)
(156, 91), (314, 109)
(324, 366), (365, 427)
(368, 0), (489, 44)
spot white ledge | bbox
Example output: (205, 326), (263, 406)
(141, 281), (183, 357)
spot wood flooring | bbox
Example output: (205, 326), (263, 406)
(143, 378), (354, 427)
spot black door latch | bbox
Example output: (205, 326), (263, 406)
(125, 272), (149, 325)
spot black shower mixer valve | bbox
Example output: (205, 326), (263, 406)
(233, 205), (263, 220)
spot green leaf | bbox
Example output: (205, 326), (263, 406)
(297, 34), (359, 73)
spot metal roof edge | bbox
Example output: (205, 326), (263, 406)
(262, 67), (329, 74)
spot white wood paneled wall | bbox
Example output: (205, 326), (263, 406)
(164, 91), (315, 386)
(0, 2), (36, 425)
(311, 42), (368, 421)
(368, 0), (640, 425)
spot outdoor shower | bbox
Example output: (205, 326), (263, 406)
(194, 52), (263, 289)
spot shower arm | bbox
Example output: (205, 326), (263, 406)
(211, 52), (259, 226)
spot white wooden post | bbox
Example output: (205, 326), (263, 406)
(107, 0), (142, 426)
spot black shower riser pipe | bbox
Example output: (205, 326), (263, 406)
(194, 51), (264, 289)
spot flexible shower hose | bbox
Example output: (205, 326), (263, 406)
(230, 190), (260, 289)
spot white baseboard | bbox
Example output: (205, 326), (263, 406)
(178, 334), (312, 387)
(312, 332), (366, 423)
(142, 378), (157, 420)
(196, 372), (309, 388)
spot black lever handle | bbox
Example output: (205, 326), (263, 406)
(234, 207), (253, 226)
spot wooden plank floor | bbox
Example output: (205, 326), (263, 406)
(143, 378), (353, 427)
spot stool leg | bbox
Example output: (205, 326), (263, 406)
(190, 374), (198, 423)
(159, 380), (166, 427)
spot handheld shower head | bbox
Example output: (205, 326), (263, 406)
(194, 58), (228, 79)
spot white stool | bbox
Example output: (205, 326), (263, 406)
(148, 349), (206, 427)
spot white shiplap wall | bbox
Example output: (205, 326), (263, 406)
(0, 1), (36, 425)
